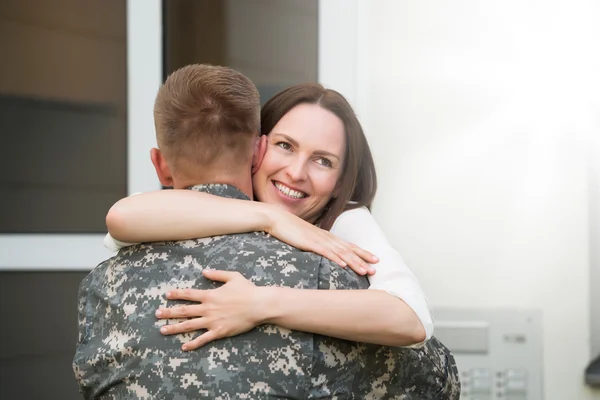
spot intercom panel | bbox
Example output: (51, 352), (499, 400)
(433, 308), (543, 400)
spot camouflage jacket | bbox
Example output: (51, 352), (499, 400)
(73, 184), (460, 399)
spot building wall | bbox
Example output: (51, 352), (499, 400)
(357, 1), (600, 398)
(0, 1), (125, 397)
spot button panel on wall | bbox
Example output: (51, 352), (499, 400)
(434, 309), (543, 400)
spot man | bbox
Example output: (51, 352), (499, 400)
(73, 64), (460, 399)
(73, 64), (367, 399)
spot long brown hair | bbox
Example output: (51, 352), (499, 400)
(261, 83), (377, 230)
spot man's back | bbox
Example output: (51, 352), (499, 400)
(73, 184), (370, 399)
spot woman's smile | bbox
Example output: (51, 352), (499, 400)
(253, 103), (345, 224)
(272, 180), (308, 200)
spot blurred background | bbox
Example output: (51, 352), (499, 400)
(0, 0), (598, 399)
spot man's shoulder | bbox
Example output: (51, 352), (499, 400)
(149, 231), (324, 263)
(81, 254), (117, 287)
(104, 232), (325, 288)
(195, 232), (369, 290)
(228, 231), (321, 258)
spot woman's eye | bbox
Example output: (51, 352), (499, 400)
(316, 157), (333, 168)
(276, 141), (292, 151)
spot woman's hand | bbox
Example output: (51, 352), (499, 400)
(266, 207), (378, 275)
(156, 269), (266, 351)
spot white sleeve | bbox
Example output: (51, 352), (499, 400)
(103, 232), (137, 252)
(330, 207), (434, 346)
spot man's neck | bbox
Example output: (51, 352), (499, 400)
(173, 174), (253, 200)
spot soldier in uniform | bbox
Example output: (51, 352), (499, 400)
(74, 64), (460, 399)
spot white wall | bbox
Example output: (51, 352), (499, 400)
(357, 1), (600, 399)
(591, 107), (600, 358)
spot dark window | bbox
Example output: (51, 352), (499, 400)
(0, 0), (127, 233)
(163, 0), (318, 105)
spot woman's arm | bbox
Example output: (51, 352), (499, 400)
(258, 286), (425, 347)
(107, 190), (271, 243)
(330, 207), (434, 344)
(156, 207), (431, 349)
(158, 269), (426, 349)
(106, 190), (377, 273)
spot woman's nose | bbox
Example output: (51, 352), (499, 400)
(285, 158), (308, 182)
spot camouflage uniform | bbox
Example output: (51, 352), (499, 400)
(73, 184), (460, 399)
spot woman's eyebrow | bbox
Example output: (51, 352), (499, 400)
(314, 150), (340, 161)
(272, 132), (341, 161)
(270, 133), (299, 148)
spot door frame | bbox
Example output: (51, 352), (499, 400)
(0, 0), (366, 270)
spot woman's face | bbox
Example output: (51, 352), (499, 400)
(253, 103), (346, 223)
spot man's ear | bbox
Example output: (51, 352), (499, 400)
(251, 135), (268, 175)
(150, 148), (174, 187)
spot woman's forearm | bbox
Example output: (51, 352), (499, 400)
(106, 190), (272, 243)
(257, 287), (426, 347)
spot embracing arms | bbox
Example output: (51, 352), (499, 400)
(105, 190), (429, 347)
(157, 269), (425, 349)
(107, 190), (270, 242)
(259, 286), (426, 346)
(260, 208), (432, 346)
(157, 207), (429, 349)
(106, 189), (376, 273)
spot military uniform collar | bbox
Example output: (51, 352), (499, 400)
(186, 184), (250, 201)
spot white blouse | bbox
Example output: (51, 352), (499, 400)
(103, 206), (434, 346)
(330, 207), (433, 346)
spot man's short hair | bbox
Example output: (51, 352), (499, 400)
(154, 64), (260, 171)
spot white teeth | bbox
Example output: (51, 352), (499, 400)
(274, 182), (307, 199)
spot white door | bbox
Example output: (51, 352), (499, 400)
(0, 0), (362, 271)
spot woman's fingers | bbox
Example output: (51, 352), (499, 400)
(344, 246), (377, 276)
(159, 316), (208, 335)
(165, 288), (209, 302)
(159, 318), (222, 350)
(156, 273), (260, 350)
(315, 238), (367, 275)
(316, 245), (348, 268)
(309, 234), (368, 275)
(202, 269), (244, 283)
(329, 239), (377, 276)
(338, 249), (370, 275)
(351, 245), (379, 264)
(156, 304), (205, 319)
(182, 330), (220, 351)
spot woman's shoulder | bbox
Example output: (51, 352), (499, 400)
(336, 206), (372, 219)
(331, 206), (374, 234)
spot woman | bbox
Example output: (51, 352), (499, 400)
(106, 83), (433, 350)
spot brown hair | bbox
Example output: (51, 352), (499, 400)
(154, 64), (260, 172)
(261, 83), (377, 230)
